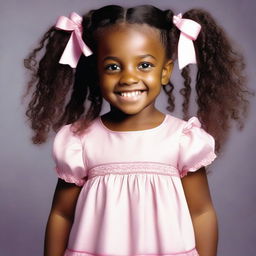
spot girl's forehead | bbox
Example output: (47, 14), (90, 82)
(95, 23), (165, 57)
(96, 23), (161, 41)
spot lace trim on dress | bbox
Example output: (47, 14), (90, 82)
(87, 162), (180, 180)
(55, 167), (86, 186)
(64, 248), (199, 256)
(180, 151), (217, 178)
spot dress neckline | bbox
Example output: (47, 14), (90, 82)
(98, 114), (169, 134)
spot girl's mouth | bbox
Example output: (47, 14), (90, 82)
(115, 90), (146, 101)
(119, 90), (143, 97)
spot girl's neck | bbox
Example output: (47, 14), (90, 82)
(100, 108), (165, 132)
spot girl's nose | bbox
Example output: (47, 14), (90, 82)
(119, 70), (139, 86)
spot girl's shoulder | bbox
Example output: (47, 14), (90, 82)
(165, 115), (215, 152)
(166, 114), (206, 133)
(52, 119), (99, 161)
(165, 114), (198, 133)
(53, 124), (81, 157)
(170, 115), (217, 176)
(55, 118), (100, 139)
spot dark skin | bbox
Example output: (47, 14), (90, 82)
(182, 168), (218, 256)
(44, 179), (83, 256)
(96, 23), (173, 131)
(44, 23), (218, 256)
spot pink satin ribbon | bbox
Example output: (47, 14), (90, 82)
(55, 12), (93, 68)
(173, 13), (201, 70)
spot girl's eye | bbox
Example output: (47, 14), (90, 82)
(138, 62), (154, 70)
(104, 64), (120, 72)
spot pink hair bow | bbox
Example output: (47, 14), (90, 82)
(55, 12), (93, 68)
(173, 13), (201, 69)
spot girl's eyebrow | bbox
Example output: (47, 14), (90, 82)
(138, 54), (157, 60)
(103, 54), (157, 61)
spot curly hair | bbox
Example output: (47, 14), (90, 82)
(24, 5), (252, 151)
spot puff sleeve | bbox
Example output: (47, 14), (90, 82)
(178, 117), (217, 178)
(52, 125), (87, 186)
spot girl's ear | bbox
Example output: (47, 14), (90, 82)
(161, 59), (173, 85)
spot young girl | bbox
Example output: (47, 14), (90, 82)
(24, 5), (251, 256)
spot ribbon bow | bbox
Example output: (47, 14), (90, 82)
(173, 13), (201, 69)
(55, 12), (93, 68)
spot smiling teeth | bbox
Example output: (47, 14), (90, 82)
(120, 91), (142, 97)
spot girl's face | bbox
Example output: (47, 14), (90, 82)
(96, 23), (173, 116)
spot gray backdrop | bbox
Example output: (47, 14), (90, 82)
(1, 0), (255, 255)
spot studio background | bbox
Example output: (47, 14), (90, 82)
(0, 0), (255, 255)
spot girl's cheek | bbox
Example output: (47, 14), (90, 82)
(144, 73), (160, 83)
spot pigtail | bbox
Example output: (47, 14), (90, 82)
(162, 9), (178, 113)
(55, 10), (103, 135)
(65, 10), (103, 133)
(180, 67), (192, 120)
(24, 27), (73, 143)
(182, 9), (252, 152)
(24, 10), (104, 143)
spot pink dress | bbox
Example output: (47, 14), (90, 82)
(52, 114), (216, 256)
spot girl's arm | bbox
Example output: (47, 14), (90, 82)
(181, 167), (218, 256)
(44, 178), (83, 256)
